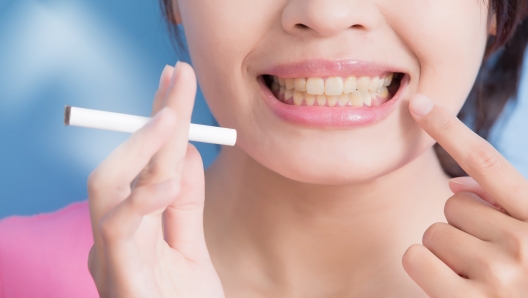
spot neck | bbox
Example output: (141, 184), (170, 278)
(204, 146), (451, 297)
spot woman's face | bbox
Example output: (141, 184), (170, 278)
(175, 0), (490, 184)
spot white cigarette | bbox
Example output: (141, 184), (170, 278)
(64, 106), (237, 146)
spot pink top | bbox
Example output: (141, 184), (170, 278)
(0, 201), (98, 298)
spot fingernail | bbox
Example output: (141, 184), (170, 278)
(448, 176), (475, 186)
(159, 65), (172, 88)
(448, 178), (466, 186)
(409, 94), (434, 117)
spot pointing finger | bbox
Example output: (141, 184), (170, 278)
(409, 94), (528, 221)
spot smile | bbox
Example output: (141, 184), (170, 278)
(263, 73), (403, 107)
(258, 60), (409, 128)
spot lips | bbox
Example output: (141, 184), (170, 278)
(258, 60), (409, 128)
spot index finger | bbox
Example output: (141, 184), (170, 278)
(409, 94), (528, 221)
(137, 61), (197, 185)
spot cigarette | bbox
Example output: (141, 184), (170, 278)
(64, 106), (237, 146)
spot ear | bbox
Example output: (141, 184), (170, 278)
(489, 13), (497, 36)
(172, 1), (182, 24)
(165, 0), (182, 24)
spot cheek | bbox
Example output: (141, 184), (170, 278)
(178, 0), (281, 126)
(390, 0), (489, 113)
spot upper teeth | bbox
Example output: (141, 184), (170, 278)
(271, 74), (395, 107)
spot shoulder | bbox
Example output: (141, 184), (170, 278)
(0, 201), (98, 298)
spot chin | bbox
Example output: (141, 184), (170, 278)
(237, 131), (431, 186)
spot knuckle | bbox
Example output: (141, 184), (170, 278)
(503, 228), (528, 264)
(422, 222), (446, 246)
(163, 181), (182, 198)
(436, 116), (458, 134)
(481, 259), (518, 292)
(98, 215), (116, 242)
(88, 169), (130, 199)
(466, 144), (503, 173)
(87, 169), (106, 194)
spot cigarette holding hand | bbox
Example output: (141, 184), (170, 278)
(64, 106), (237, 146)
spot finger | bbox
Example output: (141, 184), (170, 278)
(151, 65), (175, 116)
(448, 177), (506, 212)
(444, 192), (517, 242)
(444, 191), (527, 248)
(99, 181), (177, 297)
(100, 180), (180, 243)
(422, 221), (491, 278)
(409, 94), (528, 221)
(138, 61), (197, 185)
(403, 244), (476, 298)
(88, 108), (177, 258)
(164, 144), (209, 262)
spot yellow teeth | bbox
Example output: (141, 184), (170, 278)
(343, 77), (357, 94)
(272, 73), (397, 107)
(306, 78), (325, 95)
(294, 78), (307, 92)
(325, 77), (344, 96)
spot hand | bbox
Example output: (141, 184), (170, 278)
(402, 94), (528, 297)
(87, 62), (224, 298)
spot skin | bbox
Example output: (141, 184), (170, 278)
(87, 1), (528, 297)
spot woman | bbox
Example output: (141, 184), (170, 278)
(2, 0), (528, 297)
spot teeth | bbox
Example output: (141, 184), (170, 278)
(270, 73), (397, 107)
(357, 76), (370, 93)
(377, 77), (385, 90)
(343, 76), (357, 94)
(338, 93), (350, 106)
(285, 78), (295, 90)
(384, 74), (393, 87)
(325, 77), (344, 96)
(305, 94), (316, 106)
(285, 89), (294, 100)
(294, 78), (307, 92)
(316, 94), (327, 106)
(327, 95), (338, 107)
(368, 77), (380, 93)
(293, 90), (304, 106)
(377, 87), (389, 98)
(362, 92), (372, 107)
(306, 78), (325, 95)
(350, 91), (363, 107)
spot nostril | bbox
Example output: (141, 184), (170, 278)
(295, 24), (309, 30)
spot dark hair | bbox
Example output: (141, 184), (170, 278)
(437, 0), (528, 177)
(159, 0), (528, 177)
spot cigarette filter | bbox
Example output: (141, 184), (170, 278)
(64, 106), (237, 146)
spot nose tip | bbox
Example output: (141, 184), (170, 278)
(282, 0), (378, 37)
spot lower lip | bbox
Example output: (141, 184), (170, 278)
(259, 75), (409, 128)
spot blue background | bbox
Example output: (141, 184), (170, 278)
(0, 0), (527, 219)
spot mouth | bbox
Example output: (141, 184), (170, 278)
(262, 72), (404, 107)
(257, 60), (409, 128)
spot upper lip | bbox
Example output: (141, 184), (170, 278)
(262, 59), (406, 79)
